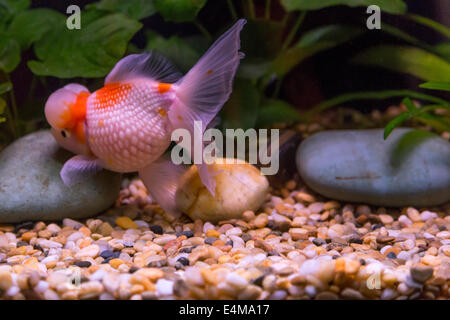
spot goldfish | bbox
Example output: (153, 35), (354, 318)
(44, 19), (246, 214)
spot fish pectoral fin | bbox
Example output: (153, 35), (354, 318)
(105, 51), (182, 85)
(60, 155), (103, 187)
(138, 156), (187, 218)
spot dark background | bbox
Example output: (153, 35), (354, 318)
(12, 0), (450, 116)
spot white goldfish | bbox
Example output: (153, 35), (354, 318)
(44, 19), (246, 214)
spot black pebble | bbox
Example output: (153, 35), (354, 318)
(177, 257), (189, 266)
(325, 238), (332, 244)
(360, 259), (366, 265)
(266, 220), (276, 229)
(241, 233), (252, 242)
(179, 247), (194, 253)
(267, 250), (280, 256)
(438, 225), (446, 231)
(372, 223), (383, 230)
(332, 255), (340, 259)
(74, 261), (91, 268)
(226, 240), (233, 246)
(252, 275), (265, 287)
(113, 251), (121, 258)
(33, 244), (43, 251)
(16, 241), (28, 248)
(349, 237), (363, 244)
(14, 221), (35, 232)
(102, 257), (113, 264)
(312, 238), (325, 246)
(387, 252), (397, 259)
(147, 259), (167, 268)
(100, 250), (114, 259)
(129, 266), (139, 273)
(150, 225), (163, 235)
(181, 231), (194, 238)
(204, 237), (218, 245)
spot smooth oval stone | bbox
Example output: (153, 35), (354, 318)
(176, 158), (269, 223)
(0, 130), (122, 222)
(296, 128), (450, 207)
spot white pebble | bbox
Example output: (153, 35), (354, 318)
(202, 222), (215, 233)
(229, 235), (244, 249)
(37, 239), (62, 249)
(420, 211), (437, 221)
(41, 255), (59, 264)
(436, 231), (450, 239)
(270, 290), (287, 300)
(156, 279), (174, 296)
(34, 280), (49, 294)
(397, 251), (411, 261)
(380, 245), (392, 255)
(6, 286), (20, 297)
(305, 285), (316, 298)
(90, 269), (107, 281)
(423, 232), (435, 240)
(226, 227), (242, 237)
(99, 293), (115, 300)
(63, 218), (83, 229)
(226, 272), (248, 288)
(381, 288), (398, 300)
(398, 215), (412, 227)
(134, 220), (149, 228)
(67, 231), (85, 242)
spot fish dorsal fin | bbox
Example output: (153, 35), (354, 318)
(105, 51), (183, 84)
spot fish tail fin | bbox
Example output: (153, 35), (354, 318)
(138, 154), (187, 218)
(168, 19), (246, 195)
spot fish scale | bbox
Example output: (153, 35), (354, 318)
(86, 79), (173, 172)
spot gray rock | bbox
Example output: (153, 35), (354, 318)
(0, 130), (122, 222)
(296, 128), (450, 207)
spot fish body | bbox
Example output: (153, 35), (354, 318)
(87, 79), (173, 172)
(44, 19), (246, 215)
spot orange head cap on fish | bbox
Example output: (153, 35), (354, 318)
(45, 83), (91, 155)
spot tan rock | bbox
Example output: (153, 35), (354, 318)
(176, 158), (269, 222)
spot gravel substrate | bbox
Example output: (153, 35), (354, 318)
(0, 104), (449, 300)
(0, 176), (449, 300)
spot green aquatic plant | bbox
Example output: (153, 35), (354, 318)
(384, 82), (450, 139)
(3, 0), (449, 146)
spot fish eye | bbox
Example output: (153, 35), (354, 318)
(60, 129), (70, 138)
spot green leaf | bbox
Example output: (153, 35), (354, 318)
(305, 89), (449, 119)
(257, 99), (301, 127)
(416, 112), (450, 132)
(28, 13), (142, 78)
(0, 0), (30, 30)
(237, 60), (271, 79)
(407, 14), (450, 39)
(272, 25), (363, 76)
(145, 31), (200, 72)
(7, 9), (65, 50)
(0, 35), (20, 73)
(434, 43), (450, 61)
(402, 97), (416, 113)
(353, 45), (450, 82)
(87, 0), (156, 20)
(384, 112), (409, 139)
(0, 81), (12, 94)
(280, 0), (407, 14)
(221, 79), (260, 130)
(154, 0), (207, 22)
(0, 96), (6, 123)
(390, 129), (438, 167)
(419, 81), (450, 92)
